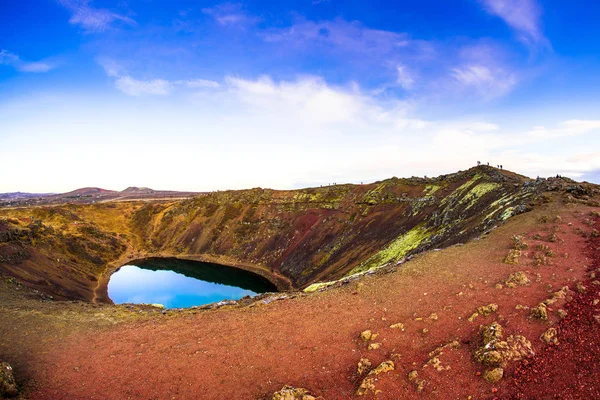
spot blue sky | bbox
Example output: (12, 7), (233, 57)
(1, 0), (600, 192)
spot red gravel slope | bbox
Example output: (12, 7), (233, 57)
(505, 216), (600, 399)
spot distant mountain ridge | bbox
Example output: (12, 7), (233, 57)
(59, 187), (117, 197)
(0, 192), (53, 200)
(121, 187), (155, 194)
(0, 186), (204, 207)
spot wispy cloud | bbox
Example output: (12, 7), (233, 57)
(478, 0), (550, 49)
(0, 49), (55, 73)
(202, 3), (260, 27)
(263, 18), (411, 56)
(57, 0), (136, 33)
(98, 59), (220, 96)
(451, 64), (517, 99)
(114, 76), (171, 96)
(176, 79), (221, 89)
(396, 64), (415, 90)
(529, 120), (600, 139)
(4, 73), (600, 192)
(441, 42), (519, 100)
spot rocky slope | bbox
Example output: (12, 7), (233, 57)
(0, 166), (597, 303)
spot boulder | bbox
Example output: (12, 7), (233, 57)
(272, 385), (315, 400)
(0, 362), (18, 398)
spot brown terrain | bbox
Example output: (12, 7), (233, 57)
(1, 165), (599, 399)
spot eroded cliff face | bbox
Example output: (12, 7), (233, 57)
(1, 166), (595, 302)
(127, 166), (537, 287)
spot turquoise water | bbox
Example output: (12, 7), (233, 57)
(108, 258), (276, 309)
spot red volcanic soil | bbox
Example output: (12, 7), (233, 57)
(504, 217), (600, 399)
(2, 203), (600, 399)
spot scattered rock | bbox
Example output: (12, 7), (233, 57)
(481, 322), (503, 343)
(541, 328), (559, 345)
(483, 368), (504, 383)
(406, 370), (427, 392)
(356, 361), (394, 396)
(576, 282), (587, 293)
(424, 357), (446, 371)
(504, 249), (521, 264)
(544, 286), (570, 305)
(407, 370), (418, 381)
(512, 235), (529, 250)
(415, 379), (426, 392)
(477, 303), (499, 316)
(423, 341), (459, 372)
(468, 312), (479, 322)
(504, 271), (530, 288)
(0, 362), (18, 398)
(360, 330), (377, 342)
(357, 358), (371, 375)
(474, 322), (534, 368)
(389, 322), (404, 330)
(591, 229), (599, 238)
(531, 303), (548, 320)
(534, 253), (552, 266)
(547, 232), (559, 243)
(367, 342), (381, 350)
(370, 361), (395, 375)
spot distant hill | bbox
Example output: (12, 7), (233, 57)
(0, 185), (204, 207)
(59, 187), (117, 197)
(0, 192), (52, 200)
(121, 187), (155, 195)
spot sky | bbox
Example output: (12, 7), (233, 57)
(1, 0), (600, 193)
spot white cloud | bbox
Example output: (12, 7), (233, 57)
(562, 120), (600, 134)
(451, 64), (517, 99)
(98, 59), (221, 96)
(396, 65), (415, 90)
(479, 0), (549, 49)
(0, 50), (19, 65)
(3, 73), (599, 193)
(57, 0), (136, 32)
(262, 18), (411, 56)
(115, 76), (172, 96)
(0, 49), (55, 73)
(97, 58), (123, 77)
(177, 79), (221, 89)
(202, 3), (260, 27)
(529, 120), (600, 139)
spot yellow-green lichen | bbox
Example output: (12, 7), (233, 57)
(347, 226), (430, 275)
(423, 185), (441, 196)
(459, 182), (501, 210)
(361, 182), (388, 205)
(304, 280), (338, 293)
(440, 176), (481, 207)
(500, 207), (515, 221)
